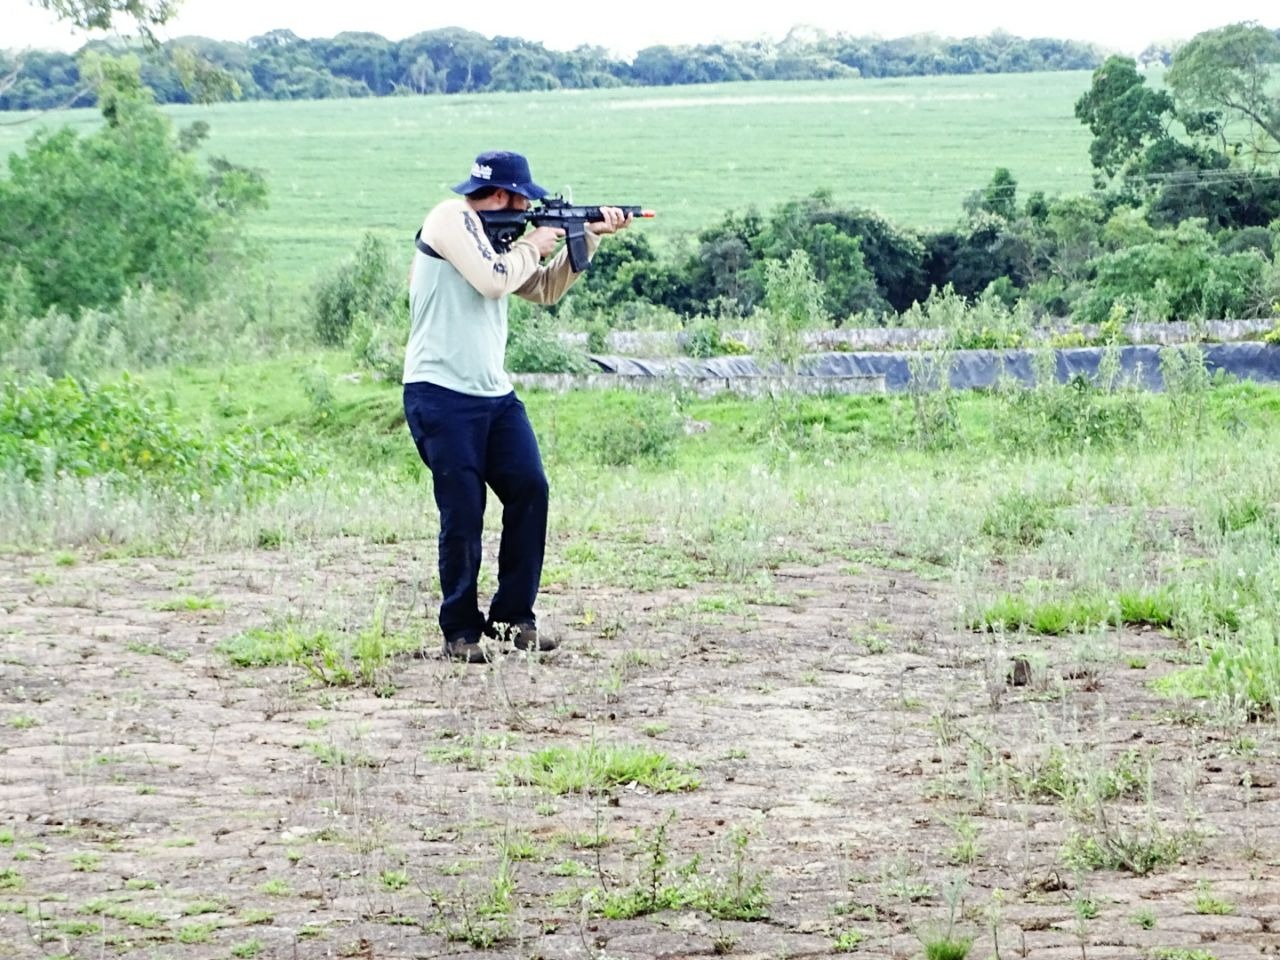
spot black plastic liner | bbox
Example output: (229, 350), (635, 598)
(590, 343), (1280, 392)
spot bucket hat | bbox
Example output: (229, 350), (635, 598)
(452, 150), (548, 200)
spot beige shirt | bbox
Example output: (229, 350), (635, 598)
(402, 198), (599, 396)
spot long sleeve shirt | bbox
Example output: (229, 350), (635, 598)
(402, 198), (599, 396)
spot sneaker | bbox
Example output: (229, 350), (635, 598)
(507, 622), (559, 652)
(443, 635), (490, 663)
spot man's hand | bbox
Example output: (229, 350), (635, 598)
(588, 206), (633, 235)
(525, 226), (565, 258)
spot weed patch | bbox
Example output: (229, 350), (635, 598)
(504, 742), (699, 795)
(973, 588), (1177, 635)
(217, 610), (417, 690)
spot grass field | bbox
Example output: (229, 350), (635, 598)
(0, 71), (1098, 295)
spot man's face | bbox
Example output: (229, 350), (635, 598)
(506, 193), (531, 212)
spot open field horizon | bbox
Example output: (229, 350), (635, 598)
(0, 71), (1100, 295)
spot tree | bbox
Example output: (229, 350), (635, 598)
(489, 47), (558, 91)
(30, 0), (179, 34)
(1074, 55), (1176, 181)
(12, 2), (246, 115)
(1072, 218), (1271, 322)
(396, 28), (494, 93)
(754, 193), (928, 313)
(0, 55), (265, 314)
(317, 32), (398, 95)
(630, 45), (682, 85)
(402, 53), (443, 94)
(965, 167), (1019, 220)
(1166, 23), (1280, 163)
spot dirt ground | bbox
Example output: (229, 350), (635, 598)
(2, 535), (1279, 959)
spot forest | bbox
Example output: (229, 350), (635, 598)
(0, 26), (1118, 109)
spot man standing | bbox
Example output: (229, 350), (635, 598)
(403, 150), (630, 662)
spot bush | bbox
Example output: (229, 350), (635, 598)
(0, 55), (266, 317)
(993, 347), (1145, 451)
(348, 310), (404, 381)
(1073, 219), (1271, 323)
(681, 316), (750, 358)
(0, 283), (300, 381)
(506, 303), (590, 374)
(899, 285), (1032, 350)
(584, 393), (682, 466)
(312, 233), (405, 347)
(756, 249), (828, 371)
(0, 375), (310, 497)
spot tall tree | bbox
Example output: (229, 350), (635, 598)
(30, 0), (179, 35)
(1074, 55), (1176, 181)
(1166, 22), (1280, 163)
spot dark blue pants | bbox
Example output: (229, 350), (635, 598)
(403, 381), (549, 643)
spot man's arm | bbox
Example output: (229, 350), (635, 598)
(514, 206), (632, 304)
(423, 201), (545, 299)
(513, 232), (603, 305)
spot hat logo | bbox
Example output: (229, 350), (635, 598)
(471, 163), (493, 180)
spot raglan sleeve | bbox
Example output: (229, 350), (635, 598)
(423, 203), (545, 299)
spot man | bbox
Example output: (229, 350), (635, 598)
(403, 150), (631, 663)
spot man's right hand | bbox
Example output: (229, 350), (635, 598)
(525, 226), (565, 259)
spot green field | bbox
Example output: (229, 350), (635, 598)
(0, 71), (1098, 295)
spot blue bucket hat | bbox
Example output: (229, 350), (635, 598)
(452, 150), (548, 200)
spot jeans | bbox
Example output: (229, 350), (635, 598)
(403, 381), (549, 642)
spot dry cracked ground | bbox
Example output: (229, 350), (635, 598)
(2, 534), (1279, 960)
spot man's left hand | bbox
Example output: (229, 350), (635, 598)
(588, 206), (632, 235)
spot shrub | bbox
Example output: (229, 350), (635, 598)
(0, 375), (310, 497)
(1073, 219), (1270, 323)
(904, 345), (960, 450)
(349, 310), (405, 381)
(583, 393), (682, 467)
(992, 346), (1145, 452)
(506, 303), (590, 374)
(1, 286), (270, 380)
(0, 55), (265, 317)
(681, 316), (749, 358)
(757, 249), (828, 371)
(312, 233), (405, 347)
(899, 285), (1032, 350)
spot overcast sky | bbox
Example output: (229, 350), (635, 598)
(4, 0), (1277, 57)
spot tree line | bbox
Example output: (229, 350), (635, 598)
(0, 27), (1111, 109)
(555, 26), (1280, 333)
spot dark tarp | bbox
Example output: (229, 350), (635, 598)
(589, 343), (1280, 392)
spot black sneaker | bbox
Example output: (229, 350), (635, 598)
(442, 635), (490, 663)
(507, 622), (559, 652)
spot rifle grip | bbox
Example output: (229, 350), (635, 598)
(564, 222), (590, 272)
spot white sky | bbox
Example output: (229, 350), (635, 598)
(3, 0), (1277, 58)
